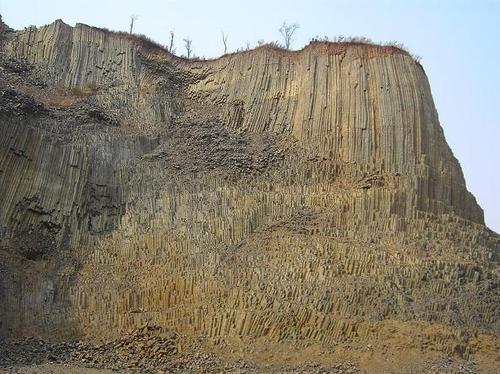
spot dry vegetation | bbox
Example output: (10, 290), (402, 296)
(87, 22), (421, 63)
(44, 82), (97, 108)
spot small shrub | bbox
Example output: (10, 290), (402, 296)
(310, 35), (330, 42)
(45, 82), (97, 108)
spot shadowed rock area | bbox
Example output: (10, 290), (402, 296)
(0, 18), (498, 373)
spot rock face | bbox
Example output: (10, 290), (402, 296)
(0, 20), (498, 367)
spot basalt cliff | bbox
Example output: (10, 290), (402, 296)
(0, 19), (499, 372)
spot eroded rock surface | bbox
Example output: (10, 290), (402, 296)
(0, 19), (498, 372)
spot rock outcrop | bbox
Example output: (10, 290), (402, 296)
(0, 20), (498, 371)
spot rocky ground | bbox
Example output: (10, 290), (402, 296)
(0, 325), (360, 373)
(0, 327), (482, 373)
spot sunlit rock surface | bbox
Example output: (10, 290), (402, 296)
(0, 19), (498, 371)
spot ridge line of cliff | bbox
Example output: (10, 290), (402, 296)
(3, 18), (417, 65)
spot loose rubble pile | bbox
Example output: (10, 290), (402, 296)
(426, 358), (477, 374)
(0, 87), (45, 117)
(0, 325), (178, 372)
(1, 325), (361, 373)
(140, 118), (290, 179)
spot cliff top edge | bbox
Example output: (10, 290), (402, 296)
(7, 18), (420, 64)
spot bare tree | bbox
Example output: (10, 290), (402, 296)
(183, 38), (193, 58)
(245, 41), (250, 50)
(279, 21), (299, 49)
(221, 31), (228, 54)
(168, 30), (175, 54)
(129, 14), (138, 34)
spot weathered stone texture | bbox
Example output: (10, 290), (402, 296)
(0, 20), (498, 363)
